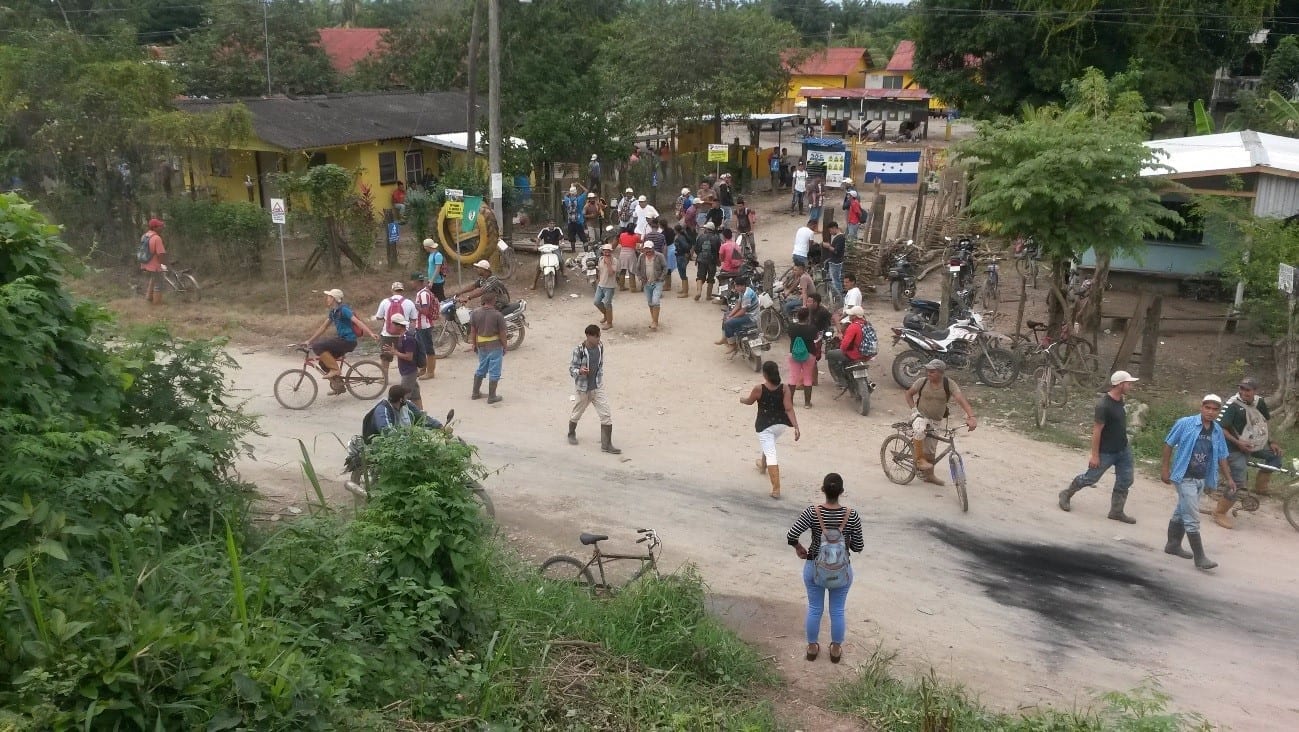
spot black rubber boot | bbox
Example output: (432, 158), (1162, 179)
(601, 424), (621, 454)
(1186, 532), (1217, 570)
(471, 375), (484, 400)
(1107, 491), (1137, 524)
(1164, 520), (1193, 559)
(1058, 480), (1082, 512)
(567, 421), (579, 445)
(487, 380), (502, 404)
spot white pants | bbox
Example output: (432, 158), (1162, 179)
(571, 387), (612, 426)
(757, 424), (789, 465)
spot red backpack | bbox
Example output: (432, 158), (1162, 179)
(384, 296), (406, 333)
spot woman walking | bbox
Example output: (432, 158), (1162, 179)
(786, 473), (863, 663)
(740, 361), (800, 498)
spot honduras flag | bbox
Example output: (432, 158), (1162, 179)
(865, 149), (921, 185)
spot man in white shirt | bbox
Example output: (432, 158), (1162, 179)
(791, 161), (808, 214)
(372, 281), (419, 379)
(633, 195), (659, 237)
(791, 218), (818, 267)
(836, 271), (863, 333)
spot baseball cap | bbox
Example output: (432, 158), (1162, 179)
(148, 218), (164, 230)
(600, 243), (613, 251)
(569, 186), (577, 194)
(925, 359), (947, 371)
(389, 314), (409, 327)
(411, 272), (427, 281)
(839, 305), (866, 323)
(390, 281), (404, 291)
(849, 190), (859, 198)
(703, 221), (716, 230)
(642, 240), (655, 249)
(1110, 370), (1139, 386)
(422, 238), (436, 249)
(625, 187), (634, 194)
(638, 195), (648, 203)
(843, 178), (853, 185)
(1203, 393), (1224, 405)
(681, 187), (690, 195)
(473, 259), (492, 270)
(591, 153), (598, 160)
(325, 288), (344, 301)
(1239, 376), (1259, 389)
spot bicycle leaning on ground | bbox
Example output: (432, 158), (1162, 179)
(133, 261), (201, 303)
(273, 344), (388, 410)
(539, 528), (661, 594)
(880, 421), (971, 512)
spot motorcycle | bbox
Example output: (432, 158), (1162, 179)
(538, 242), (562, 298)
(433, 298), (528, 354)
(823, 330), (875, 416)
(887, 240), (919, 311)
(889, 312), (1018, 389)
(945, 235), (977, 291)
(718, 293), (770, 372)
(902, 293), (973, 332)
(565, 240), (599, 290)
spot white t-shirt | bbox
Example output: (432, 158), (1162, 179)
(633, 204), (659, 236)
(373, 295), (418, 337)
(793, 169), (808, 192)
(792, 226), (814, 258)
(843, 287), (863, 309)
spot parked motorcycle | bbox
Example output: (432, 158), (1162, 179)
(433, 298), (528, 354)
(823, 330), (875, 416)
(717, 294), (770, 372)
(889, 312), (1018, 388)
(538, 242), (562, 298)
(945, 235), (977, 291)
(902, 294), (973, 332)
(887, 240), (919, 311)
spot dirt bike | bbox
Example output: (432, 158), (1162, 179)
(823, 330), (875, 416)
(889, 312), (1018, 389)
(433, 299), (528, 355)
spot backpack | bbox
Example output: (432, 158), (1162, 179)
(842, 193), (853, 211)
(791, 335), (810, 363)
(384, 297), (405, 333)
(918, 376), (952, 418)
(136, 232), (153, 263)
(361, 401), (393, 443)
(407, 333), (427, 369)
(812, 507), (851, 589)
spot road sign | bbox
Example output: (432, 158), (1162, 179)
(387, 222), (399, 244)
(490, 173), (503, 200)
(446, 201), (464, 219)
(269, 198), (286, 224)
(707, 144), (728, 162)
(445, 188), (464, 201)
(1280, 263), (1297, 294)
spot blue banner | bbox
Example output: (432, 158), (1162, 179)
(387, 222), (399, 243)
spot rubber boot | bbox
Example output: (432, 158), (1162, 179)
(601, 424), (621, 454)
(471, 375), (484, 400)
(706, 282), (715, 302)
(678, 280), (690, 298)
(567, 421), (579, 445)
(767, 465), (781, 499)
(922, 466), (946, 486)
(618, 273), (628, 291)
(151, 290), (163, 306)
(1212, 496), (1236, 529)
(1186, 532), (1217, 570)
(1255, 470), (1273, 496)
(649, 305), (660, 330)
(487, 380), (502, 404)
(603, 307), (613, 330)
(694, 281), (703, 301)
(1107, 491), (1137, 524)
(913, 439), (932, 471)
(1164, 520), (1193, 559)
(1058, 479), (1082, 512)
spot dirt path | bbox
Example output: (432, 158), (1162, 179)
(232, 194), (1299, 730)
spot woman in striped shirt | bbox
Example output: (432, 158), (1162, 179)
(786, 473), (864, 663)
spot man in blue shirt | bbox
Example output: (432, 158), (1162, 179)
(423, 238), (446, 300)
(1160, 394), (1235, 570)
(717, 277), (759, 354)
(303, 288), (379, 394)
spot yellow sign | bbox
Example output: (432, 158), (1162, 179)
(707, 144), (728, 162)
(446, 201), (464, 219)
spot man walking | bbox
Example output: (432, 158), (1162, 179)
(138, 218), (167, 305)
(562, 185), (589, 248)
(904, 360), (978, 485)
(1217, 376), (1284, 528)
(694, 221), (720, 302)
(567, 324), (621, 454)
(1058, 371), (1140, 523)
(588, 153), (601, 191)
(594, 243), (617, 329)
(1161, 395), (1234, 570)
(382, 314), (425, 411)
(636, 240), (668, 330)
(423, 238), (446, 300)
(633, 195), (659, 237)
(469, 293), (506, 404)
(791, 161), (808, 214)
(372, 281), (418, 380)
(412, 273), (439, 380)
(717, 173), (735, 225)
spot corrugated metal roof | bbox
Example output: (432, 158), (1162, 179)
(1143, 131), (1299, 177)
(784, 47), (871, 77)
(801, 87), (930, 100)
(317, 28), (386, 74)
(886, 40), (916, 72)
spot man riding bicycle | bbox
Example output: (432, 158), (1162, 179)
(904, 360), (978, 486)
(302, 288), (379, 392)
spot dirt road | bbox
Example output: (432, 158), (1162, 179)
(234, 198), (1299, 730)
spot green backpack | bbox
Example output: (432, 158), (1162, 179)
(791, 336), (810, 363)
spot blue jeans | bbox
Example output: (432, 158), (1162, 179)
(803, 560), (852, 644)
(474, 347), (503, 380)
(791, 190), (804, 212)
(791, 254), (807, 268)
(827, 260), (844, 297)
(809, 206), (822, 223)
(723, 315), (754, 338)
(846, 223), (859, 241)
(1070, 447), (1134, 495)
(784, 296), (802, 318)
(594, 286), (614, 309)
(1174, 478), (1204, 533)
(644, 281), (663, 306)
(675, 253), (689, 281)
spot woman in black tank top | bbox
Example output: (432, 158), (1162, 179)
(741, 361), (801, 498)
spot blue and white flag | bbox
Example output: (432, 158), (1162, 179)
(865, 149), (921, 185)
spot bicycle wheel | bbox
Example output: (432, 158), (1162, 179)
(470, 482), (495, 519)
(176, 273), (201, 303)
(880, 434), (917, 484)
(975, 347), (1018, 387)
(981, 280), (999, 313)
(949, 452), (969, 512)
(433, 321), (458, 356)
(1284, 490), (1299, 532)
(759, 308), (784, 340)
(343, 359), (387, 400)
(273, 369), (318, 410)
(539, 555), (595, 587)
(499, 249), (517, 278)
(1034, 368), (1050, 429)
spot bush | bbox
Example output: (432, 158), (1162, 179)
(162, 197), (272, 276)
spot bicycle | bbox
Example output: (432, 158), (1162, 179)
(977, 256), (1002, 313)
(1243, 461), (1299, 532)
(273, 344), (388, 410)
(1031, 339), (1103, 428)
(1013, 235), (1042, 289)
(880, 421), (971, 512)
(134, 262), (201, 303)
(1009, 320), (1096, 380)
(539, 528), (662, 593)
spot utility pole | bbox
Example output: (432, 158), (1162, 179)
(262, 0), (272, 95)
(487, 0), (504, 226)
(465, 0), (481, 170)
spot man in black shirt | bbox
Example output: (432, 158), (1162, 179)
(1059, 370), (1140, 523)
(821, 221), (847, 297)
(532, 218), (568, 289)
(806, 292), (833, 335)
(717, 173), (735, 226)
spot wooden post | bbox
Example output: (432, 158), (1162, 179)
(881, 212), (892, 243)
(869, 179), (886, 244)
(895, 206), (908, 239)
(1013, 273), (1028, 336)
(1110, 292), (1152, 375)
(910, 151), (928, 244)
(1137, 296), (1163, 381)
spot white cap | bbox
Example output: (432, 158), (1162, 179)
(390, 314), (409, 327)
(642, 240), (655, 249)
(625, 187), (634, 194)
(840, 305), (865, 322)
(390, 281), (404, 291)
(325, 288), (344, 301)
(422, 238), (436, 249)
(591, 153), (598, 160)
(1203, 393), (1224, 404)
(843, 178), (853, 185)
(473, 259), (492, 270)
(1110, 370), (1139, 385)
(925, 359), (947, 371)
(638, 195), (647, 203)
(681, 187), (690, 195)
(702, 221), (716, 230)
(600, 243), (613, 251)
(569, 186), (577, 194)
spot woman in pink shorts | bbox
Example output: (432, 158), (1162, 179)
(786, 307), (819, 407)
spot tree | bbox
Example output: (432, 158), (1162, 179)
(1262, 35), (1299, 98)
(279, 164), (369, 274)
(348, 0), (474, 92)
(956, 69), (1179, 328)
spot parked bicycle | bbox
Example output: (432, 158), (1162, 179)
(1013, 235), (1042, 289)
(539, 528), (662, 594)
(1032, 340), (1102, 428)
(880, 421), (971, 512)
(1009, 320), (1096, 381)
(133, 261), (201, 303)
(273, 344), (387, 410)
(977, 256), (1002, 313)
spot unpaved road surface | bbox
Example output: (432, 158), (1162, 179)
(233, 199), (1299, 730)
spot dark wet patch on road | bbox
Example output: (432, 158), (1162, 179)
(916, 519), (1214, 656)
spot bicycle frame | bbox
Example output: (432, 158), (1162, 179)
(582, 530), (661, 591)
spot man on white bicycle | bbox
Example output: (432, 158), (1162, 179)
(903, 360), (978, 486)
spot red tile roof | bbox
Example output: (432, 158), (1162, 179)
(801, 87), (931, 100)
(886, 40), (916, 72)
(784, 47), (872, 77)
(317, 28), (386, 74)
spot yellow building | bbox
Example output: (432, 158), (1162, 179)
(779, 47), (874, 114)
(865, 40), (947, 113)
(174, 91), (476, 216)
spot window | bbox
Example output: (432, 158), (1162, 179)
(378, 151), (398, 185)
(405, 150), (424, 185)
(308, 152), (327, 167)
(883, 75), (904, 90)
(1150, 200), (1205, 245)
(210, 149), (231, 177)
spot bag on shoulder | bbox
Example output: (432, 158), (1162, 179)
(361, 402), (389, 443)
(812, 506), (851, 589)
(136, 232), (153, 263)
(791, 335), (810, 363)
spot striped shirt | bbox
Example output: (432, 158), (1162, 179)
(786, 505), (864, 560)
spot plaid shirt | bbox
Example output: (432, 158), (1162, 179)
(568, 342), (605, 392)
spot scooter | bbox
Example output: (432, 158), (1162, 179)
(887, 240), (919, 311)
(889, 312), (1018, 388)
(538, 242), (562, 298)
(433, 298), (528, 354)
(823, 330), (875, 416)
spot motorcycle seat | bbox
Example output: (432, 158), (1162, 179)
(501, 301), (521, 316)
(1027, 319), (1047, 329)
(579, 532), (608, 546)
(909, 298), (940, 311)
(924, 328), (950, 341)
